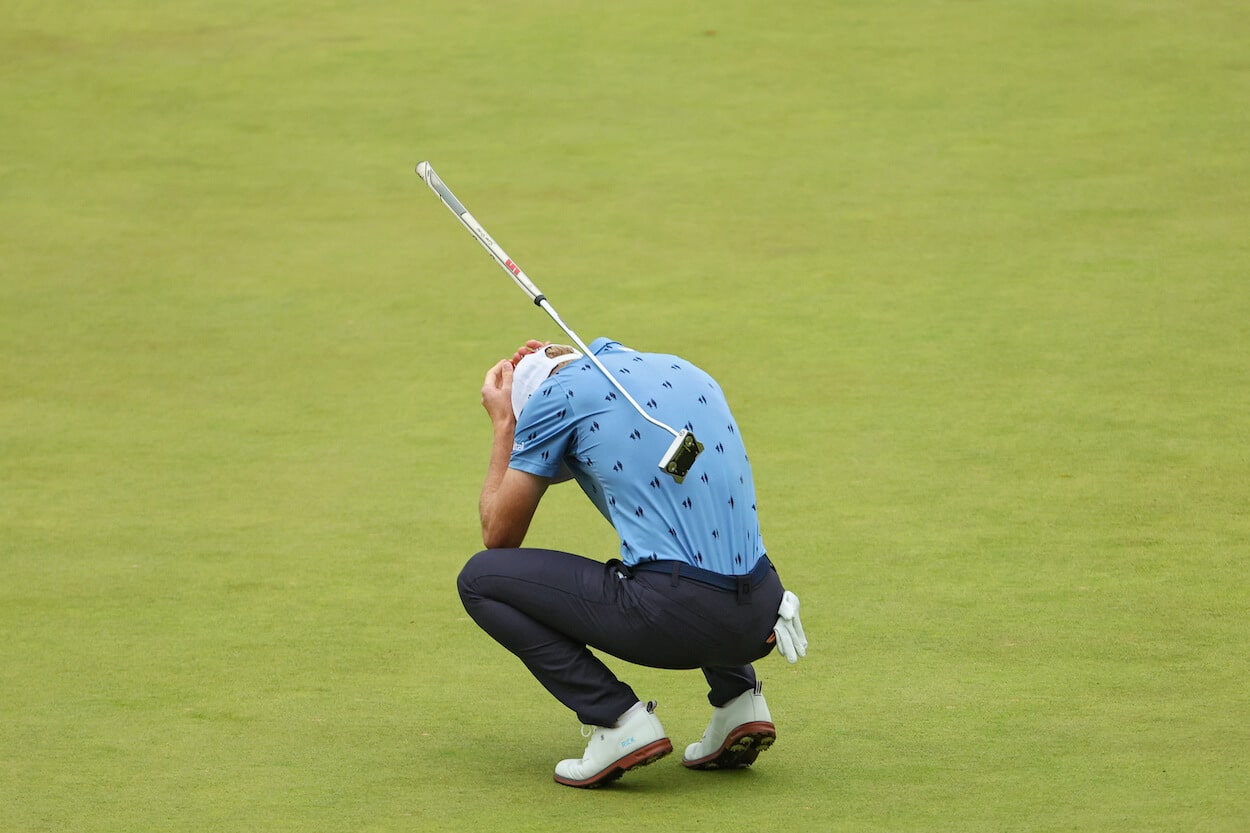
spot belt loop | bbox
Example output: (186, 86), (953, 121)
(670, 562), (680, 587)
(736, 576), (752, 605)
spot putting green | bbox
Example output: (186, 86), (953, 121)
(2, 1), (1247, 830)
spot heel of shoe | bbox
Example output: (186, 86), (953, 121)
(682, 721), (776, 770)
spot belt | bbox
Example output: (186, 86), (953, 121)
(629, 555), (774, 601)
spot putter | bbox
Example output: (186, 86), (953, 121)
(414, 161), (703, 482)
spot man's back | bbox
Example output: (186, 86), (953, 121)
(510, 338), (765, 574)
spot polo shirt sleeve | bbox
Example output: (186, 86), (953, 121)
(509, 376), (573, 479)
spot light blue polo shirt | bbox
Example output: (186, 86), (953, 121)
(510, 337), (765, 575)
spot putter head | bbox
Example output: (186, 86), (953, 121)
(659, 429), (703, 483)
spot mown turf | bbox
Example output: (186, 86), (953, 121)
(2, 1), (1247, 831)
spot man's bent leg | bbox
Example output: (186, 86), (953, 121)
(457, 548), (639, 727)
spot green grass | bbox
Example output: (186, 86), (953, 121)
(2, 1), (1247, 830)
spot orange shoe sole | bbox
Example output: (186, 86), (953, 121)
(553, 738), (674, 788)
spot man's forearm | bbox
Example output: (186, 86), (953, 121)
(479, 422), (515, 538)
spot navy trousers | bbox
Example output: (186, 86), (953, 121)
(457, 548), (785, 727)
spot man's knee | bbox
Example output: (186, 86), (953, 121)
(457, 549), (497, 608)
(458, 548), (526, 606)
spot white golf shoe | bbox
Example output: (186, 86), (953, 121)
(682, 683), (776, 770)
(553, 700), (673, 788)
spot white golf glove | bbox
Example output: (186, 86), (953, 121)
(773, 590), (808, 663)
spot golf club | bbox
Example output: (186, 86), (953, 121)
(414, 161), (703, 482)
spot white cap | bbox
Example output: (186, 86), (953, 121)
(511, 344), (583, 418)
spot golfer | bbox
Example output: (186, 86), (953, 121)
(457, 337), (806, 788)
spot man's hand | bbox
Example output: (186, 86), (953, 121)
(773, 591), (808, 663)
(509, 339), (549, 367)
(481, 359), (517, 427)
